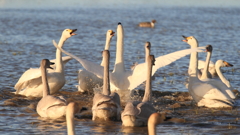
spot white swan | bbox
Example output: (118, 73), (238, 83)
(182, 35), (234, 108)
(14, 29), (77, 97)
(66, 102), (80, 135)
(77, 30), (115, 92)
(215, 60), (234, 90)
(53, 23), (205, 92)
(121, 45), (156, 127)
(139, 20), (157, 28)
(36, 59), (67, 119)
(92, 50), (121, 121)
(148, 113), (165, 135)
(199, 45), (235, 99)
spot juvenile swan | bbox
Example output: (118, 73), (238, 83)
(36, 59), (67, 119)
(182, 36), (234, 108)
(92, 50), (121, 121)
(66, 102), (80, 135)
(121, 44), (156, 127)
(15, 29), (77, 97)
(148, 113), (166, 135)
(77, 30), (115, 92)
(53, 23), (204, 92)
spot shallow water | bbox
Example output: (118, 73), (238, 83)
(1, 3), (240, 135)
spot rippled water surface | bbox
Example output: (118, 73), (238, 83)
(1, 4), (240, 135)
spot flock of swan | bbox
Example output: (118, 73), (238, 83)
(12, 22), (237, 135)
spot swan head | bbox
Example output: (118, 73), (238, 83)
(145, 42), (151, 50)
(216, 60), (233, 67)
(182, 35), (198, 47)
(41, 59), (54, 69)
(106, 30), (115, 38)
(62, 29), (77, 39)
(152, 20), (157, 23)
(206, 45), (213, 52)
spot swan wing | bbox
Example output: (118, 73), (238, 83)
(121, 101), (141, 117)
(14, 68), (42, 94)
(128, 47), (205, 90)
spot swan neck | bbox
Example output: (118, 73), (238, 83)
(113, 25), (125, 72)
(148, 122), (156, 135)
(102, 52), (111, 95)
(216, 64), (231, 88)
(145, 48), (150, 63)
(142, 57), (152, 102)
(189, 45), (198, 77)
(55, 37), (66, 73)
(41, 65), (50, 97)
(100, 36), (111, 66)
(201, 51), (211, 79)
(66, 104), (76, 135)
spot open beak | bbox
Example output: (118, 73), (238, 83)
(70, 29), (77, 36)
(182, 35), (188, 42)
(110, 30), (115, 36)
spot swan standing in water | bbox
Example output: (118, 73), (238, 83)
(53, 23), (205, 92)
(36, 59), (67, 119)
(148, 113), (165, 135)
(182, 36), (234, 108)
(138, 20), (157, 28)
(14, 29), (77, 97)
(77, 30), (115, 92)
(92, 50), (121, 121)
(121, 44), (156, 127)
(66, 102), (80, 135)
(199, 45), (235, 99)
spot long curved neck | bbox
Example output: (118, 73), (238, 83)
(102, 51), (110, 95)
(113, 25), (125, 73)
(200, 51), (211, 79)
(216, 64), (232, 88)
(142, 56), (152, 102)
(41, 65), (50, 97)
(66, 103), (76, 135)
(55, 36), (67, 73)
(145, 48), (150, 63)
(100, 36), (111, 66)
(148, 123), (156, 135)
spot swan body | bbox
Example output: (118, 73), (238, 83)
(77, 30), (115, 92)
(139, 20), (156, 28)
(36, 59), (67, 119)
(121, 45), (156, 127)
(15, 29), (77, 97)
(183, 36), (234, 108)
(92, 50), (121, 121)
(148, 113), (165, 135)
(199, 45), (235, 99)
(53, 23), (205, 92)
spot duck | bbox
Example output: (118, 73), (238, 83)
(53, 23), (204, 92)
(182, 35), (234, 108)
(36, 59), (68, 119)
(147, 113), (166, 135)
(14, 29), (77, 97)
(66, 102), (80, 135)
(121, 44), (156, 127)
(92, 50), (121, 121)
(77, 30), (115, 92)
(139, 20), (157, 28)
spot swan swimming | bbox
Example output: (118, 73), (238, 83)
(36, 59), (67, 119)
(121, 44), (156, 127)
(77, 30), (115, 92)
(53, 23), (205, 92)
(92, 50), (121, 121)
(15, 29), (77, 97)
(182, 35), (234, 108)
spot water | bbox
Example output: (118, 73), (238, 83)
(0, 4), (240, 135)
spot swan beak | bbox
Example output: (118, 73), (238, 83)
(48, 62), (55, 69)
(182, 35), (189, 42)
(223, 61), (233, 67)
(70, 29), (77, 35)
(110, 30), (115, 36)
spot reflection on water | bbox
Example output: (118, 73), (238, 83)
(0, 5), (240, 135)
